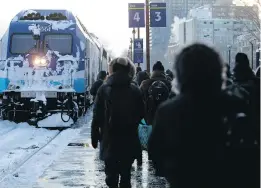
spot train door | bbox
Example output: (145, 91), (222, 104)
(85, 40), (91, 89)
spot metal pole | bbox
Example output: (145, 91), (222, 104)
(132, 28), (136, 63)
(130, 38), (133, 61)
(228, 49), (231, 67)
(137, 28), (140, 67)
(250, 41), (254, 69)
(145, 0), (150, 73)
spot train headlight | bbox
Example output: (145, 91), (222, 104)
(33, 57), (48, 67)
(40, 58), (47, 66)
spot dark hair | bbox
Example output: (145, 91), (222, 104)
(153, 61), (165, 71)
(233, 52), (254, 81)
(136, 71), (150, 86)
(174, 43), (222, 93)
(235, 53), (249, 66)
(97, 71), (107, 80)
(136, 66), (142, 73)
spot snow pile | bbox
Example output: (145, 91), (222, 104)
(0, 120), (18, 136)
(30, 91), (47, 104)
(45, 20), (75, 31)
(18, 9), (76, 31)
(37, 113), (74, 128)
(22, 10), (37, 17)
(80, 41), (85, 51)
(28, 24), (40, 36)
(0, 120), (59, 185)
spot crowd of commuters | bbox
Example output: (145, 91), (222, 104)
(91, 43), (260, 188)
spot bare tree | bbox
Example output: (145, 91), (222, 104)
(236, 0), (261, 40)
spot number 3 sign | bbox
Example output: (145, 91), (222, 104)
(150, 3), (166, 27)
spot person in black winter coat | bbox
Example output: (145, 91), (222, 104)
(148, 43), (253, 188)
(135, 71), (150, 86)
(90, 70), (107, 101)
(91, 57), (144, 188)
(140, 61), (172, 125)
(233, 53), (260, 141)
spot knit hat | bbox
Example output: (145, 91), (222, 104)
(153, 61), (164, 71)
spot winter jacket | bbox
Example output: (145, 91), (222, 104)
(233, 66), (260, 145)
(91, 72), (144, 160)
(139, 71), (172, 124)
(90, 79), (104, 101)
(135, 71), (150, 86)
(148, 89), (259, 188)
(148, 91), (248, 188)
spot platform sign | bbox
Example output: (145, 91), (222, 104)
(150, 3), (166, 27)
(128, 3), (145, 28)
(134, 39), (143, 64)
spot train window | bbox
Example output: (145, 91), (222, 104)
(44, 34), (72, 54)
(10, 34), (35, 54)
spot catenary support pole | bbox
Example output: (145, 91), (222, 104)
(132, 28), (136, 62)
(137, 27), (140, 67)
(145, 0), (150, 73)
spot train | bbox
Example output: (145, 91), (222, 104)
(0, 9), (111, 126)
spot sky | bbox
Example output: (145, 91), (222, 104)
(0, 0), (145, 56)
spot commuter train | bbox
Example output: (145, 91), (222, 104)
(0, 9), (110, 125)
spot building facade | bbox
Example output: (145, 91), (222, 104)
(150, 0), (217, 71)
(177, 17), (258, 68)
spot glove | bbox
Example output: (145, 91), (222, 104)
(92, 140), (98, 149)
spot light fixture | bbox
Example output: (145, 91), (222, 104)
(33, 57), (48, 67)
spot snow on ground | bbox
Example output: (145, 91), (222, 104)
(0, 121), (59, 181)
(37, 113), (74, 128)
(0, 128), (81, 188)
(0, 110), (93, 188)
(0, 120), (17, 136)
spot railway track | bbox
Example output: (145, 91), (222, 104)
(0, 109), (92, 185)
(0, 121), (82, 182)
(0, 130), (61, 183)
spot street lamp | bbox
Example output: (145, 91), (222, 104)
(227, 45), (232, 66)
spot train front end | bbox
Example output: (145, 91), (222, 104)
(0, 10), (88, 125)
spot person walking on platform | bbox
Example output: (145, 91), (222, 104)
(140, 61), (171, 125)
(148, 43), (258, 188)
(90, 70), (107, 101)
(91, 57), (144, 188)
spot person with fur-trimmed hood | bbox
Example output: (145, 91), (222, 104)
(91, 57), (144, 188)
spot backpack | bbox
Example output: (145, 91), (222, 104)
(146, 80), (169, 124)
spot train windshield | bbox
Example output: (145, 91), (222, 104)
(44, 34), (72, 54)
(10, 34), (35, 54)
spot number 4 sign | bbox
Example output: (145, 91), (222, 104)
(128, 3), (145, 28)
(150, 3), (166, 27)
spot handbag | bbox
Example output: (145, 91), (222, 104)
(138, 119), (152, 150)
